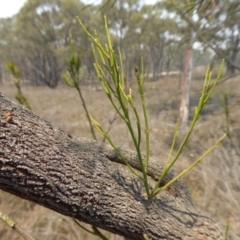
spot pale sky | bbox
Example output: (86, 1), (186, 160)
(0, 0), (27, 18)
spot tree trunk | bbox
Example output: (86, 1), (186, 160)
(227, 30), (240, 76)
(179, 29), (193, 128)
(0, 92), (238, 240)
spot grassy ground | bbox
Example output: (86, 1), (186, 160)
(0, 72), (240, 239)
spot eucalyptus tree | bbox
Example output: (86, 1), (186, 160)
(195, 0), (240, 76)
(140, 4), (180, 80)
(0, 0), (103, 87)
(159, 0), (197, 127)
(99, 0), (145, 80)
(14, 0), (81, 87)
(98, 0), (181, 81)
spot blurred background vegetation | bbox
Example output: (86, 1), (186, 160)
(0, 0), (240, 239)
(1, 0), (239, 87)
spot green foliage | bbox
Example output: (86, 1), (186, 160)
(62, 37), (83, 88)
(62, 37), (97, 140)
(143, 233), (151, 240)
(225, 220), (230, 240)
(15, 92), (31, 110)
(78, 16), (226, 199)
(218, 91), (232, 138)
(5, 62), (31, 110)
(152, 61), (226, 195)
(79, 16), (152, 197)
(5, 62), (21, 80)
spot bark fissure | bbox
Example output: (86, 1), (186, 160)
(0, 92), (238, 240)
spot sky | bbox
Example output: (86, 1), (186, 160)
(0, 0), (157, 18)
(0, 0), (27, 18)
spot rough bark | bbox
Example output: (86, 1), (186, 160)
(0, 92), (238, 240)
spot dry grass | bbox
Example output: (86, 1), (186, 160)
(0, 73), (240, 239)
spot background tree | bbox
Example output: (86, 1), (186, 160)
(0, 0), (239, 88)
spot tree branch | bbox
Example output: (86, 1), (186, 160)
(0, 92), (238, 239)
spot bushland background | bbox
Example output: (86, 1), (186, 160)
(0, 0), (240, 239)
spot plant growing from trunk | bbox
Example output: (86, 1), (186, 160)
(5, 62), (31, 110)
(78, 16), (226, 199)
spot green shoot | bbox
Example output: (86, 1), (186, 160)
(225, 220), (230, 240)
(152, 60), (226, 196)
(143, 233), (151, 240)
(73, 219), (109, 240)
(5, 62), (31, 110)
(78, 16), (226, 199)
(78, 16), (151, 198)
(62, 36), (97, 140)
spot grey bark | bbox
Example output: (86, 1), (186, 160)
(0, 92), (238, 240)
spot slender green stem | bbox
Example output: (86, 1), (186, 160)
(92, 226), (109, 240)
(128, 98), (142, 149)
(152, 122), (179, 194)
(90, 116), (143, 180)
(225, 220), (230, 240)
(143, 233), (151, 240)
(73, 219), (109, 240)
(73, 219), (96, 234)
(0, 210), (35, 240)
(204, 60), (225, 103)
(139, 58), (150, 173)
(154, 134), (226, 195)
(122, 113), (150, 197)
(80, 16), (151, 198)
(118, 48), (125, 90)
(77, 18), (109, 59)
(76, 85), (97, 140)
(152, 62), (224, 194)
